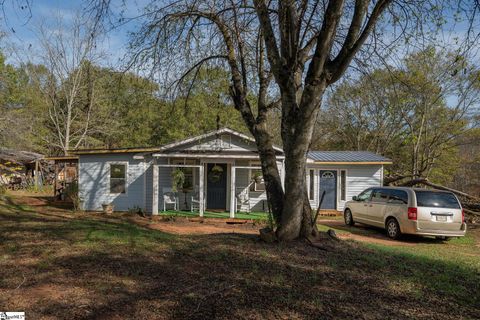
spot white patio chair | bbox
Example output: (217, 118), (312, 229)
(235, 186), (251, 213)
(190, 186), (204, 212)
(163, 188), (178, 211)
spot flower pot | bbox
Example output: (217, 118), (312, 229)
(102, 203), (114, 214)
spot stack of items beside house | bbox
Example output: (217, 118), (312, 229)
(0, 149), (52, 190)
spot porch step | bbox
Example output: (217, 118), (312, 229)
(317, 210), (341, 217)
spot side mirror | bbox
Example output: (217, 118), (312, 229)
(352, 196), (358, 201)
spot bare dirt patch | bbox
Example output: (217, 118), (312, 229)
(128, 215), (263, 235)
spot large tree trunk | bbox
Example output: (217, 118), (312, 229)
(276, 96), (322, 240)
(252, 125), (285, 224)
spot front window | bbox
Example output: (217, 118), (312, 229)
(110, 164), (126, 194)
(357, 189), (372, 202)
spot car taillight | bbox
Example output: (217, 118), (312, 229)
(408, 207), (417, 220)
(462, 209), (465, 223)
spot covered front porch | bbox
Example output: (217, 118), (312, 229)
(150, 157), (274, 218)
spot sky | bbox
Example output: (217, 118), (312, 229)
(1, 0), (478, 79)
(0, 0), (145, 67)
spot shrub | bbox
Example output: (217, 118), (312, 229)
(0, 184), (6, 195)
(128, 205), (145, 217)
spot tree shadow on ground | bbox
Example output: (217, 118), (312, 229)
(1, 195), (479, 319)
(321, 220), (451, 244)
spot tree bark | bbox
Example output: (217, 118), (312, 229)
(276, 90), (322, 240)
(251, 124), (284, 224)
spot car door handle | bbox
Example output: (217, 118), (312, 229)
(369, 204), (373, 207)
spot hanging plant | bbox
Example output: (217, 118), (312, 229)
(252, 171), (263, 184)
(171, 168), (185, 192)
(208, 164), (223, 183)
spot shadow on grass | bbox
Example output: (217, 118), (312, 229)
(25, 234), (480, 319)
(320, 219), (456, 245)
(1, 195), (479, 319)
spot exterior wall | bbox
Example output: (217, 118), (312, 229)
(306, 164), (383, 211)
(79, 151), (382, 214)
(79, 153), (148, 211)
(233, 160), (284, 212)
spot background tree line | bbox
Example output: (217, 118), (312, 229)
(313, 47), (480, 196)
(0, 54), (246, 154)
(2, 45), (479, 198)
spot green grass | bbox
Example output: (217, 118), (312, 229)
(318, 220), (480, 307)
(1, 193), (479, 319)
(159, 209), (269, 220)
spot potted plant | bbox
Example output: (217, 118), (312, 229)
(252, 171), (263, 184)
(102, 203), (114, 214)
(171, 168), (185, 193)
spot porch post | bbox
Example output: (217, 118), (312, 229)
(199, 164), (204, 217)
(152, 164), (159, 215)
(230, 166), (236, 218)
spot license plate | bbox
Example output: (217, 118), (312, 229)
(436, 215), (447, 222)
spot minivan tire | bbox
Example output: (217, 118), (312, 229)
(386, 218), (401, 240)
(344, 209), (355, 226)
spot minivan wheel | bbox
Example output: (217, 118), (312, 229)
(344, 209), (355, 226)
(386, 218), (401, 240)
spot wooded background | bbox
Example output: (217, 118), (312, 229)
(0, 1), (479, 201)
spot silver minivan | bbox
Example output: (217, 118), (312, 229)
(343, 187), (467, 240)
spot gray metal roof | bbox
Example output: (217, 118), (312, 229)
(307, 151), (391, 163)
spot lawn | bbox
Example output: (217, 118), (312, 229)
(159, 209), (269, 220)
(1, 193), (479, 319)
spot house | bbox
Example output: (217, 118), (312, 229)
(73, 128), (391, 217)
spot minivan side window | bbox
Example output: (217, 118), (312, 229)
(371, 189), (389, 203)
(414, 191), (461, 209)
(357, 189), (372, 202)
(387, 189), (408, 205)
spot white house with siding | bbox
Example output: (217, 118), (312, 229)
(74, 128), (391, 217)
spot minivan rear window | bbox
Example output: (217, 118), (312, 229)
(414, 191), (460, 209)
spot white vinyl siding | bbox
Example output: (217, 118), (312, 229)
(306, 164), (383, 211)
(79, 154), (147, 211)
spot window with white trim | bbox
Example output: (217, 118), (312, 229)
(309, 170), (314, 200)
(110, 164), (127, 194)
(340, 170), (347, 201)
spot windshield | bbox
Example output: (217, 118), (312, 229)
(414, 191), (460, 209)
